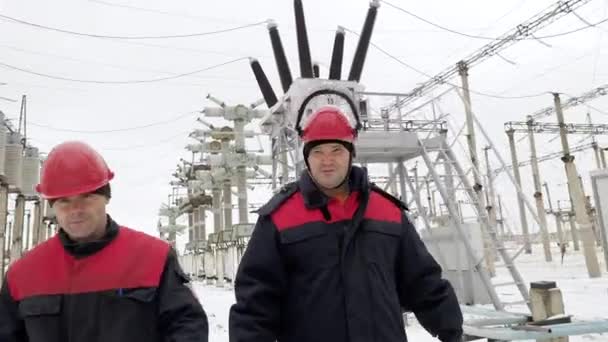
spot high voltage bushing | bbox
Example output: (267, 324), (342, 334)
(250, 0), (379, 139)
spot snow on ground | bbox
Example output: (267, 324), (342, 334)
(194, 242), (608, 342)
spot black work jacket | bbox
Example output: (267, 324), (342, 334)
(229, 166), (463, 342)
(0, 216), (208, 342)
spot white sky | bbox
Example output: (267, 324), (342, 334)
(1, 0), (607, 251)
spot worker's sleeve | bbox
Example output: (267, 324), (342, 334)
(229, 216), (287, 342)
(396, 214), (464, 342)
(0, 274), (28, 342)
(157, 248), (209, 342)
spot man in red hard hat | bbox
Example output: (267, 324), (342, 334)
(0, 141), (209, 342)
(230, 106), (463, 342)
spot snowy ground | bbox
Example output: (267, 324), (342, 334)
(193, 243), (608, 341)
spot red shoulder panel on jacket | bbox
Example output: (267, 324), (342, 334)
(271, 192), (325, 231)
(363, 191), (402, 224)
(7, 227), (171, 301)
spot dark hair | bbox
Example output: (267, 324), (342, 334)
(48, 184), (111, 207)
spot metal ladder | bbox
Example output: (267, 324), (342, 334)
(418, 137), (530, 311)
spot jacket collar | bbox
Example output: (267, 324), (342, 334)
(298, 165), (370, 210)
(58, 215), (119, 258)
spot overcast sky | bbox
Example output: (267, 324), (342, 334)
(1, 0), (607, 250)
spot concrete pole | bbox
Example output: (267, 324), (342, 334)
(554, 93), (600, 277)
(199, 207), (207, 242)
(234, 117), (249, 224)
(397, 160), (407, 202)
(568, 211), (580, 251)
(11, 195), (25, 262)
(31, 200), (41, 247)
(497, 195), (506, 236)
(483, 147), (499, 240)
(216, 243), (225, 288)
(188, 210), (195, 246)
(39, 201), (49, 243)
(593, 142), (602, 169)
(507, 129), (532, 253)
(223, 180), (233, 230)
(388, 162), (398, 196)
(412, 167), (424, 216)
(559, 199), (578, 251)
(585, 195), (602, 247)
(458, 62), (491, 226)
(237, 169), (248, 224)
(601, 148), (608, 169)
(526, 119), (552, 262)
(24, 209), (30, 252)
(443, 153), (456, 216)
(425, 179), (433, 218)
(213, 188), (223, 234)
(431, 191), (437, 217)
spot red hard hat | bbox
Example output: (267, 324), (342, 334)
(36, 141), (114, 199)
(301, 106), (356, 144)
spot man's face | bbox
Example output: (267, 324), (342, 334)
(53, 193), (109, 242)
(307, 142), (351, 190)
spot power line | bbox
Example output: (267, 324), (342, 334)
(382, 0), (598, 111)
(87, 0), (245, 24)
(29, 130), (189, 151)
(0, 43), (252, 83)
(0, 95), (17, 102)
(24, 111), (199, 134)
(102, 130), (190, 151)
(344, 28), (549, 100)
(0, 13), (267, 39)
(381, 0), (608, 40)
(494, 49), (597, 96)
(0, 57), (248, 84)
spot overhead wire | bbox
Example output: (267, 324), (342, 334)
(0, 13), (268, 40)
(590, 2), (607, 85)
(495, 50), (598, 96)
(0, 57), (248, 84)
(28, 129), (190, 151)
(24, 111), (200, 134)
(0, 43), (253, 83)
(87, 0), (244, 24)
(381, 0), (608, 40)
(102, 130), (190, 151)
(571, 7), (608, 33)
(344, 27), (550, 100)
(559, 93), (608, 117)
(433, 0), (529, 63)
